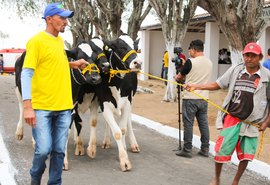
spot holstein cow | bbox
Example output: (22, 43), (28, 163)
(63, 39), (110, 170)
(14, 39), (109, 170)
(72, 34), (141, 171)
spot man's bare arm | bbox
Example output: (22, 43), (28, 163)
(259, 104), (270, 132)
(183, 82), (221, 91)
(69, 59), (88, 69)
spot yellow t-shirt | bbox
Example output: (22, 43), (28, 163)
(23, 31), (73, 110)
(163, 51), (169, 68)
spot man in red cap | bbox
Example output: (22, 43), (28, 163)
(21, 2), (87, 185)
(183, 42), (270, 185)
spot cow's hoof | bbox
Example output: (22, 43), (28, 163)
(130, 145), (140, 153)
(120, 159), (132, 172)
(101, 142), (111, 149)
(87, 146), (96, 158)
(63, 163), (69, 171)
(75, 145), (85, 156)
(15, 132), (23, 140)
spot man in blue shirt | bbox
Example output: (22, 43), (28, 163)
(263, 48), (270, 70)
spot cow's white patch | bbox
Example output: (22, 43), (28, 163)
(91, 38), (104, 50)
(109, 86), (121, 103)
(119, 35), (134, 49)
(78, 43), (93, 57)
(78, 93), (95, 113)
(109, 86), (121, 115)
(118, 97), (129, 112)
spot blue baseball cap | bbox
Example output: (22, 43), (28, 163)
(42, 2), (74, 19)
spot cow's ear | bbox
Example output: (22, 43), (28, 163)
(134, 38), (140, 51)
(89, 40), (100, 51)
(103, 39), (119, 51)
(103, 39), (112, 51)
(88, 40), (95, 49)
(65, 48), (77, 60)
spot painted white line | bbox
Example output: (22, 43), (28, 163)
(0, 124), (17, 185)
(132, 113), (270, 180)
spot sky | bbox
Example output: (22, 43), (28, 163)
(0, 6), (206, 49)
(0, 9), (41, 48)
(0, 8), (73, 49)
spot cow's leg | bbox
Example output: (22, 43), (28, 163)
(74, 93), (97, 156)
(102, 122), (112, 149)
(31, 137), (36, 148)
(73, 112), (85, 156)
(63, 129), (71, 171)
(86, 99), (99, 158)
(74, 121), (85, 156)
(118, 99), (140, 153)
(127, 109), (140, 153)
(103, 102), (131, 172)
(118, 101), (129, 151)
(15, 87), (24, 140)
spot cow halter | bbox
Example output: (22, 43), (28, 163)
(97, 53), (106, 60)
(122, 49), (137, 62)
(81, 63), (100, 75)
(108, 51), (131, 82)
(112, 49), (137, 63)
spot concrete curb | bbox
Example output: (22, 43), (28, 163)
(0, 127), (17, 185)
(131, 113), (270, 180)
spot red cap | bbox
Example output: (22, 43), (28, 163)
(242, 42), (262, 55)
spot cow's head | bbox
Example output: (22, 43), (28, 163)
(103, 34), (142, 71)
(66, 41), (102, 85)
(89, 37), (110, 74)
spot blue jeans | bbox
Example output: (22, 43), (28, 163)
(182, 99), (209, 152)
(30, 110), (71, 185)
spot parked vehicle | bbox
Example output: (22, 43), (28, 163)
(0, 48), (25, 74)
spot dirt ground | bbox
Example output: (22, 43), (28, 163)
(132, 79), (270, 164)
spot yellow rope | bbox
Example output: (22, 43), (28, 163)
(257, 132), (265, 158)
(139, 71), (265, 158)
(108, 69), (131, 83)
(81, 63), (100, 75)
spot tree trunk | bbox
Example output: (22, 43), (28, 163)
(198, 0), (266, 65)
(150, 0), (197, 102)
(127, 0), (152, 41)
(164, 44), (177, 101)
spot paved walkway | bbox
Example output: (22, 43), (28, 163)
(0, 75), (269, 185)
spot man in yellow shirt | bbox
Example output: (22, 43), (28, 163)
(163, 50), (169, 85)
(21, 3), (87, 185)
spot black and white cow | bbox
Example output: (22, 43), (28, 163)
(72, 34), (141, 171)
(63, 38), (110, 170)
(14, 39), (109, 170)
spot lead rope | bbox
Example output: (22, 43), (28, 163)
(108, 69), (131, 83)
(139, 71), (265, 158)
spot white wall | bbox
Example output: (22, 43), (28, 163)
(140, 30), (150, 80)
(148, 31), (166, 77)
(182, 32), (205, 57)
(259, 27), (270, 63)
(140, 27), (231, 81)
